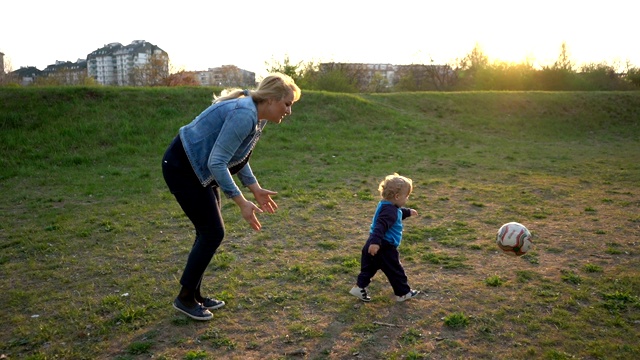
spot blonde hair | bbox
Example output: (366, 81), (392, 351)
(213, 72), (301, 104)
(378, 173), (413, 200)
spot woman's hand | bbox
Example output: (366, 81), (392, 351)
(237, 198), (263, 231)
(233, 184), (278, 231)
(248, 184), (278, 214)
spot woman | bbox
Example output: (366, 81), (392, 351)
(162, 73), (301, 320)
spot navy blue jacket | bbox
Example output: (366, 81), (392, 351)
(368, 200), (412, 247)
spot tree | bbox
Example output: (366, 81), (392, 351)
(394, 70), (419, 92)
(0, 72), (19, 86)
(1, 55), (9, 74)
(163, 71), (199, 86)
(474, 60), (536, 90)
(454, 43), (489, 90)
(0, 56), (18, 86)
(131, 53), (169, 86)
(579, 62), (623, 90)
(534, 42), (579, 90)
(314, 63), (369, 92)
(426, 63), (456, 91)
(394, 62), (456, 91)
(366, 72), (389, 93)
(624, 66), (640, 88)
(218, 65), (246, 87)
(458, 44), (489, 72)
(553, 42), (574, 72)
(265, 55), (307, 83)
(310, 67), (358, 93)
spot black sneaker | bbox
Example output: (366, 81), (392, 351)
(200, 297), (225, 310)
(173, 298), (213, 321)
(349, 286), (371, 302)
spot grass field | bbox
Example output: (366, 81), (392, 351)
(1, 87), (639, 360)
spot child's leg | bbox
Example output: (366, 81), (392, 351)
(378, 245), (411, 296)
(356, 242), (380, 288)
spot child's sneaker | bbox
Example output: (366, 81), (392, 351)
(396, 290), (420, 302)
(349, 286), (371, 302)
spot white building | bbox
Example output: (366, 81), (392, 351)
(87, 40), (168, 86)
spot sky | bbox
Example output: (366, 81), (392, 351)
(2, 0), (638, 79)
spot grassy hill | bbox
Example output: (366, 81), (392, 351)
(1, 87), (639, 359)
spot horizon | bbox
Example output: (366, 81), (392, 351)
(2, 0), (638, 77)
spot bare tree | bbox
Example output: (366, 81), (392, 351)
(0, 56), (17, 85)
(395, 63), (456, 91)
(163, 71), (199, 86)
(427, 64), (456, 90)
(219, 65), (244, 87)
(131, 53), (169, 86)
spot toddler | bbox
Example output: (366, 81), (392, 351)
(349, 173), (420, 302)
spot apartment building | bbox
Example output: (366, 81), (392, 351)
(195, 65), (256, 87)
(87, 40), (168, 86)
(11, 66), (41, 85)
(42, 59), (88, 85)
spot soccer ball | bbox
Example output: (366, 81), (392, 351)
(496, 222), (532, 256)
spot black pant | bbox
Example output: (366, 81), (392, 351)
(162, 135), (224, 292)
(357, 240), (410, 296)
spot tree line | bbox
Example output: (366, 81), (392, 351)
(2, 42), (638, 91)
(269, 43), (640, 92)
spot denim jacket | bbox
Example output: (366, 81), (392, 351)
(179, 97), (267, 198)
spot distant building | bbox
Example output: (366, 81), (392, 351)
(87, 40), (168, 86)
(319, 63), (396, 90)
(319, 62), (454, 91)
(196, 65), (255, 87)
(42, 59), (88, 85)
(394, 64), (455, 91)
(11, 66), (42, 86)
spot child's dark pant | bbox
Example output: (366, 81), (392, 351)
(357, 240), (410, 296)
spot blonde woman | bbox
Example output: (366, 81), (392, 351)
(162, 73), (301, 320)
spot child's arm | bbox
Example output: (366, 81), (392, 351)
(368, 244), (380, 256)
(401, 208), (418, 219)
(368, 205), (397, 256)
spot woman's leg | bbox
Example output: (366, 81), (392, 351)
(193, 189), (223, 302)
(162, 137), (225, 308)
(174, 185), (224, 295)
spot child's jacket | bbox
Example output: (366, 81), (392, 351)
(368, 200), (412, 247)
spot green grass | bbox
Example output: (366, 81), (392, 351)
(1, 87), (639, 359)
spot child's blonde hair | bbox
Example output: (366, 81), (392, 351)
(378, 173), (413, 200)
